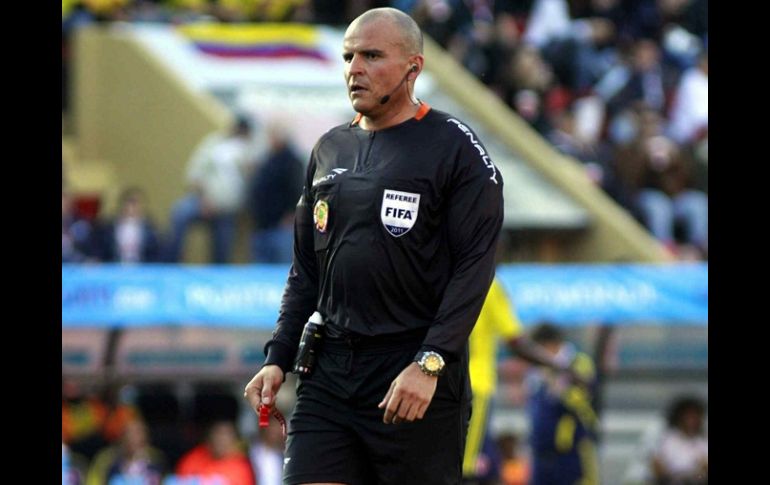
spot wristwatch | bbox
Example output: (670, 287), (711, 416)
(415, 351), (446, 377)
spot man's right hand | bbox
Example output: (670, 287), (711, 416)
(244, 365), (285, 413)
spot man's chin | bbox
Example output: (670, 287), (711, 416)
(351, 98), (375, 115)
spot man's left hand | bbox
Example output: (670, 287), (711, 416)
(378, 362), (437, 424)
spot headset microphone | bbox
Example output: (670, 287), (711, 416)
(379, 65), (418, 105)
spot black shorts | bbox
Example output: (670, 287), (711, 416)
(283, 329), (471, 485)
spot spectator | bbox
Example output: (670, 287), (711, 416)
(127, 0), (175, 22)
(547, 105), (615, 189)
(680, 0), (708, 42)
(689, 132), (707, 195)
(175, 420), (255, 485)
(62, 189), (98, 264)
(601, 38), (679, 119)
(96, 187), (163, 264)
(572, 0), (626, 33)
(62, 442), (86, 485)
(503, 46), (556, 134)
(165, 114), (258, 264)
(164, 0), (213, 23)
(247, 418), (285, 485)
(310, 0), (368, 25)
(406, 0), (504, 87)
(247, 120), (304, 263)
(651, 395), (708, 485)
(250, 0), (314, 22)
(62, 379), (108, 462)
(525, 323), (600, 485)
(509, 43), (555, 95)
(667, 48), (707, 198)
(483, 1), (526, 95)
(86, 418), (167, 485)
(135, 385), (189, 470)
(98, 382), (144, 446)
(497, 432), (530, 485)
(667, 50), (707, 146)
(80, 0), (132, 21)
(621, 0), (702, 59)
(447, 1), (498, 83)
(522, 0), (617, 92)
(613, 107), (707, 257)
(623, 417), (666, 485)
(62, 380), (146, 465)
(409, 0), (474, 50)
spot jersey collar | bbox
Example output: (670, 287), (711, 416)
(351, 102), (432, 126)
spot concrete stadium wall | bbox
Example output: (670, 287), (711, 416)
(71, 25), (241, 262)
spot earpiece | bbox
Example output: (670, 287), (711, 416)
(380, 65), (419, 104)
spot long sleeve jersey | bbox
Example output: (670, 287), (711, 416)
(263, 103), (504, 372)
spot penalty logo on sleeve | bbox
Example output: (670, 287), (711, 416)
(381, 189), (420, 237)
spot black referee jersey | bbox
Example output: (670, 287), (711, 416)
(264, 103), (504, 371)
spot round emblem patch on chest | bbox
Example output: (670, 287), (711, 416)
(313, 200), (329, 233)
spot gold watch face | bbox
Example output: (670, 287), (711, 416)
(424, 354), (443, 372)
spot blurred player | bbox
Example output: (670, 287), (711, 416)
(526, 323), (600, 485)
(463, 278), (582, 484)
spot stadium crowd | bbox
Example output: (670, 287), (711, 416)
(63, 0), (708, 261)
(62, 377), (282, 485)
(62, 113), (305, 265)
(61, 344), (706, 485)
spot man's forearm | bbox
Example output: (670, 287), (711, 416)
(508, 337), (568, 371)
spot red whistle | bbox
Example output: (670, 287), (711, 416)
(258, 403), (288, 440)
(258, 404), (270, 428)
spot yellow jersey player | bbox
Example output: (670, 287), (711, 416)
(463, 279), (583, 483)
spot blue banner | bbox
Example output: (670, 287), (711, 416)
(62, 265), (289, 328)
(62, 263), (707, 328)
(495, 263), (707, 325)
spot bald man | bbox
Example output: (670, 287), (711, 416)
(244, 8), (504, 484)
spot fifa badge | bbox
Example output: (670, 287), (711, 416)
(381, 189), (420, 237)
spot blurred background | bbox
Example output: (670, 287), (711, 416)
(61, 0), (707, 484)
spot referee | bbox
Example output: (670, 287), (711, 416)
(244, 7), (504, 484)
